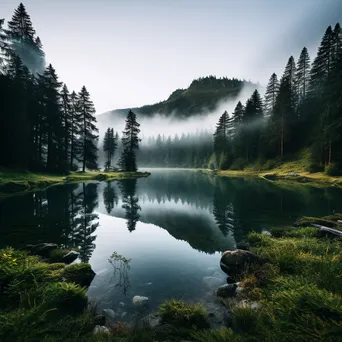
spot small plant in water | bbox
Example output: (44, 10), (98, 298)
(108, 251), (132, 295)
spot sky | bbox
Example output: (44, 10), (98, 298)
(2, 0), (342, 114)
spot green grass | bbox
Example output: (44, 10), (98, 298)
(0, 168), (151, 197)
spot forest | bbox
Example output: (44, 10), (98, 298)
(1, 3), (342, 177)
(133, 23), (342, 174)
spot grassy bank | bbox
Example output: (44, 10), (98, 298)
(202, 159), (342, 188)
(2, 214), (341, 341)
(0, 168), (151, 195)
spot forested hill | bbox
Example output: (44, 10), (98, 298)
(99, 76), (257, 120)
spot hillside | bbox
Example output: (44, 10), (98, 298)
(98, 76), (258, 120)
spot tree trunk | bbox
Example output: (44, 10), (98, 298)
(280, 115), (284, 160)
(328, 140), (332, 165)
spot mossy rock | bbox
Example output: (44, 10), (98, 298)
(61, 263), (95, 288)
(159, 299), (208, 329)
(44, 282), (87, 316)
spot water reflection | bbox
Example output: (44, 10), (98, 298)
(1, 169), (342, 262)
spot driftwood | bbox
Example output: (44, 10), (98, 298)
(311, 224), (342, 238)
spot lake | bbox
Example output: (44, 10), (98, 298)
(1, 169), (342, 321)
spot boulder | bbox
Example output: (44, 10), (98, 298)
(61, 250), (79, 264)
(93, 325), (109, 334)
(216, 284), (237, 298)
(220, 249), (263, 275)
(31, 243), (58, 256)
(132, 296), (149, 307)
(103, 309), (116, 322)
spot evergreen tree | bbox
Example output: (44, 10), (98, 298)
(69, 91), (81, 170)
(37, 64), (63, 172)
(264, 73), (279, 117)
(309, 26), (334, 95)
(296, 47), (310, 103)
(118, 110), (141, 172)
(103, 127), (118, 169)
(103, 182), (118, 214)
(6, 3), (45, 73)
(61, 84), (71, 170)
(78, 86), (99, 172)
(0, 18), (9, 73)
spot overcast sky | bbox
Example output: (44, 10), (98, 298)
(2, 0), (341, 114)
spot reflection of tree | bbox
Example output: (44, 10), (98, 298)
(108, 251), (131, 295)
(103, 182), (118, 214)
(74, 183), (99, 262)
(118, 180), (141, 232)
(212, 185), (235, 236)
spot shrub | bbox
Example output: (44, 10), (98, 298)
(305, 163), (324, 173)
(159, 299), (208, 328)
(261, 159), (277, 171)
(326, 163), (341, 176)
(44, 282), (87, 316)
(230, 158), (245, 171)
(191, 328), (239, 342)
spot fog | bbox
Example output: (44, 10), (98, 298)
(97, 82), (264, 145)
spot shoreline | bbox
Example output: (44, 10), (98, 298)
(0, 169), (151, 198)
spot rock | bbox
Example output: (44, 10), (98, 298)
(216, 284), (237, 298)
(226, 276), (237, 284)
(121, 312), (127, 318)
(235, 286), (244, 294)
(132, 296), (149, 306)
(31, 243), (58, 256)
(94, 315), (106, 326)
(203, 293), (232, 330)
(103, 309), (116, 322)
(61, 250), (79, 264)
(119, 302), (125, 307)
(203, 276), (225, 289)
(220, 249), (263, 275)
(93, 325), (109, 334)
(262, 230), (271, 236)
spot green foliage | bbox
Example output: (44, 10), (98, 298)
(295, 216), (338, 228)
(269, 226), (318, 238)
(48, 249), (73, 263)
(44, 282), (87, 316)
(191, 328), (240, 342)
(231, 306), (260, 334)
(326, 163), (341, 176)
(305, 163), (324, 173)
(159, 299), (208, 329)
(261, 159), (278, 171)
(230, 158), (245, 170)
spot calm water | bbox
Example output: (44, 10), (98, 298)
(1, 169), (342, 319)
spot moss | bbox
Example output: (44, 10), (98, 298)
(159, 299), (208, 329)
(48, 249), (74, 263)
(44, 282), (87, 316)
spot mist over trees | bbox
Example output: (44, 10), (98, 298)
(0, 3), (99, 173)
(208, 22), (342, 174)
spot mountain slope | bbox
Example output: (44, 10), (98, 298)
(99, 76), (258, 120)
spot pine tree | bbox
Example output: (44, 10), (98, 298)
(69, 91), (81, 170)
(0, 18), (9, 74)
(309, 26), (334, 95)
(37, 64), (63, 172)
(103, 127), (118, 169)
(118, 110), (141, 172)
(6, 3), (45, 74)
(78, 86), (99, 172)
(61, 84), (71, 170)
(264, 73), (279, 118)
(296, 48), (310, 103)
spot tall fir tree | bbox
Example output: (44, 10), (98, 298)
(69, 91), (81, 170)
(78, 86), (99, 172)
(103, 127), (118, 169)
(118, 110), (141, 172)
(6, 3), (45, 74)
(61, 84), (71, 170)
(296, 47), (311, 103)
(264, 73), (279, 118)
